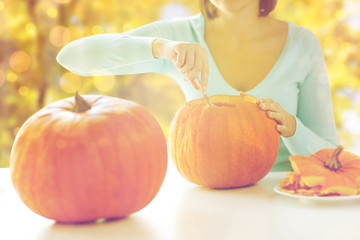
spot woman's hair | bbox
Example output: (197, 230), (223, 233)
(199, 0), (277, 19)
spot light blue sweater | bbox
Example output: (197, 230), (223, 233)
(57, 14), (338, 171)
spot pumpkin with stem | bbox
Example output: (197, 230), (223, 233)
(10, 92), (168, 223)
(169, 94), (280, 189)
(281, 145), (360, 196)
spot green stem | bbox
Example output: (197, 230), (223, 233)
(72, 91), (91, 113)
(324, 145), (343, 171)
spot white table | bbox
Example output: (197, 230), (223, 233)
(1, 162), (360, 240)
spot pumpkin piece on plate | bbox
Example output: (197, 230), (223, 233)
(280, 146), (360, 196)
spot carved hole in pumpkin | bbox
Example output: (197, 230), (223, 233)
(212, 103), (236, 108)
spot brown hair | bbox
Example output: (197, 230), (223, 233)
(199, 0), (277, 19)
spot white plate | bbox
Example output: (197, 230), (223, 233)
(273, 185), (360, 203)
(0, 184), (3, 198)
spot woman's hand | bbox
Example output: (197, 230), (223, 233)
(152, 38), (209, 90)
(257, 98), (296, 137)
(238, 92), (296, 137)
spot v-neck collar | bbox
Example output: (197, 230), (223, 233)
(190, 14), (292, 95)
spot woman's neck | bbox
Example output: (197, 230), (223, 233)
(205, 3), (270, 44)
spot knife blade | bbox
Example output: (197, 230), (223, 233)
(190, 77), (215, 107)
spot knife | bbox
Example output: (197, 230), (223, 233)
(190, 77), (215, 107)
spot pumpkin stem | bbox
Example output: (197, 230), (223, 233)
(324, 145), (344, 171)
(72, 91), (91, 113)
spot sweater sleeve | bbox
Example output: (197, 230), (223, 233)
(282, 29), (338, 156)
(56, 20), (173, 76)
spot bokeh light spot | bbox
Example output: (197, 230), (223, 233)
(47, 7), (58, 18)
(49, 26), (71, 47)
(25, 23), (37, 36)
(335, 10), (346, 20)
(93, 1), (103, 9)
(0, 1), (4, 11)
(9, 51), (31, 73)
(60, 72), (82, 93)
(92, 25), (104, 34)
(7, 72), (18, 83)
(54, 0), (71, 4)
(18, 85), (30, 96)
(93, 75), (116, 92)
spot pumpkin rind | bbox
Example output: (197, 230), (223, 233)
(10, 95), (168, 223)
(287, 147), (360, 195)
(169, 95), (280, 189)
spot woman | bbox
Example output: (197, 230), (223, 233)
(57, 0), (338, 171)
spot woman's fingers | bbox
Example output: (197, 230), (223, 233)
(187, 62), (202, 82)
(257, 98), (296, 137)
(169, 42), (209, 90)
(187, 75), (199, 90)
(175, 51), (186, 70)
(180, 51), (195, 74)
(186, 47), (208, 86)
(266, 111), (283, 123)
(276, 125), (288, 135)
(259, 103), (278, 112)
(258, 99), (282, 121)
(200, 60), (209, 89)
(276, 122), (295, 137)
(257, 98), (277, 104)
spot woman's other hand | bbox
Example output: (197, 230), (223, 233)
(238, 92), (296, 137)
(152, 38), (209, 90)
(257, 98), (296, 137)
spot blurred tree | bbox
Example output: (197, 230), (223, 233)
(0, 0), (191, 167)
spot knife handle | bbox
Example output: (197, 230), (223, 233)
(189, 77), (200, 90)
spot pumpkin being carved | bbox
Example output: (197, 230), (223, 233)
(280, 146), (360, 196)
(169, 94), (280, 189)
(10, 93), (167, 223)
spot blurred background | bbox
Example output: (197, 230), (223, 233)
(0, 0), (360, 167)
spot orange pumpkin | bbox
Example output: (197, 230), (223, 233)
(10, 93), (167, 223)
(286, 145), (360, 195)
(169, 94), (280, 189)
